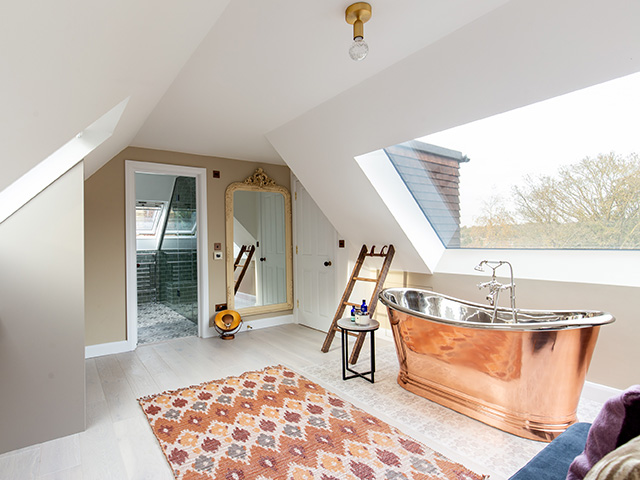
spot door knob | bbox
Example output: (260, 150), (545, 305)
(324, 261), (332, 267)
(260, 257), (266, 262)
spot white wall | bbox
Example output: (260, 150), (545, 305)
(0, 164), (85, 454)
(437, 249), (640, 288)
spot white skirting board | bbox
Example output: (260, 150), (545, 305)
(85, 340), (133, 359)
(238, 314), (294, 333)
(85, 314), (294, 359)
(582, 381), (623, 404)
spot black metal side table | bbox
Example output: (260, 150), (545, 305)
(337, 317), (380, 383)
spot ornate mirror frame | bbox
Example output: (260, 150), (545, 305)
(225, 168), (293, 316)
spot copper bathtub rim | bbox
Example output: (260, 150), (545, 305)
(379, 287), (615, 331)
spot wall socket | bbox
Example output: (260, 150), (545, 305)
(214, 251), (223, 260)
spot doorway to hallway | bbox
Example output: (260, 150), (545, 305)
(125, 161), (209, 349)
(135, 174), (198, 344)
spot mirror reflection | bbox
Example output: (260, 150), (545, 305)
(233, 190), (286, 308)
(225, 170), (293, 315)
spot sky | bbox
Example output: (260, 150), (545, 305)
(419, 71), (640, 227)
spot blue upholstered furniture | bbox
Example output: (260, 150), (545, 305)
(510, 422), (591, 480)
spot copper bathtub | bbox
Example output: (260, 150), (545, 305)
(379, 288), (615, 441)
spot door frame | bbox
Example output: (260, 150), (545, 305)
(125, 160), (209, 350)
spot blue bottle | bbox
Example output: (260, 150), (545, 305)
(361, 300), (368, 315)
(350, 306), (356, 322)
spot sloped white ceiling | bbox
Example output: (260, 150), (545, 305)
(1, 0), (509, 192)
(132, 0), (510, 163)
(0, 0), (231, 189)
(3, 0), (640, 271)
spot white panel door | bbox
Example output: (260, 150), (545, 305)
(296, 181), (338, 332)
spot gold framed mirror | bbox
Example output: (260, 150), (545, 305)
(225, 168), (293, 316)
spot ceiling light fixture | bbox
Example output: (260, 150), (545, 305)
(345, 2), (372, 61)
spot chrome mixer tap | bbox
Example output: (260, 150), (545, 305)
(474, 260), (518, 323)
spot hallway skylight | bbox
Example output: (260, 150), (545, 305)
(135, 202), (165, 237)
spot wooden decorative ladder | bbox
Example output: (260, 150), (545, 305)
(321, 244), (395, 364)
(233, 245), (256, 293)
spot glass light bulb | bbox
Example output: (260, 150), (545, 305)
(349, 37), (369, 61)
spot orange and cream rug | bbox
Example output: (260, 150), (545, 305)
(138, 365), (487, 479)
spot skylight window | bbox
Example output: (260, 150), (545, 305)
(135, 202), (165, 237)
(164, 209), (197, 237)
(0, 98), (128, 225)
(412, 71), (640, 250)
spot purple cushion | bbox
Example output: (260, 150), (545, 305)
(567, 385), (640, 480)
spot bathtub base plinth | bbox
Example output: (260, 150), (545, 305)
(397, 370), (575, 442)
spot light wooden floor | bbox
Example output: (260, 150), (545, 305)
(0, 325), (352, 480)
(0, 324), (603, 480)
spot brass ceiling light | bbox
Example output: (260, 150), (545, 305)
(345, 2), (372, 61)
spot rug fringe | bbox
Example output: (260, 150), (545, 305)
(137, 364), (288, 402)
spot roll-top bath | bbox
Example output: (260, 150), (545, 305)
(379, 287), (615, 441)
(381, 288), (614, 330)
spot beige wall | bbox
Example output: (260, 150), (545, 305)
(373, 270), (637, 390)
(0, 164), (85, 454)
(84, 147), (290, 346)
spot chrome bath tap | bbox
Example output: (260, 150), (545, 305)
(474, 260), (518, 323)
(477, 278), (503, 306)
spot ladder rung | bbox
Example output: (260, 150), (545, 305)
(321, 244), (395, 357)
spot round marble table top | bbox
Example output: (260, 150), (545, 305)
(337, 317), (380, 332)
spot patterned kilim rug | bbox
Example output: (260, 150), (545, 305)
(138, 365), (487, 479)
